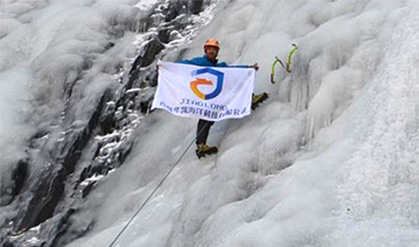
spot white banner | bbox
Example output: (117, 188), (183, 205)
(151, 61), (255, 121)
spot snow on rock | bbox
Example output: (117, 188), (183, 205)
(2, 0), (419, 247)
(70, 0), (416, 247)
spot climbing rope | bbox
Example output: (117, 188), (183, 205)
(107, 122), (209, 247)
(270, 43), (298, 84)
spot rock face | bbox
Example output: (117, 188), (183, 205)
(0, 160), (28, 207)
(0, 0), (212, 246)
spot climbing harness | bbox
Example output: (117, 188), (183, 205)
(270, 43), (298, 84)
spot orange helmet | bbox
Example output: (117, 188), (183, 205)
(204, 38), (220, 49)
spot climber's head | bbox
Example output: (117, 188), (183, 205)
(204, 38), (220, 61)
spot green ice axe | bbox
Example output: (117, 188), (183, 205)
(286, 43), (298, 72)
(271, 56), (284, 84)
(270, 43), (298, 84)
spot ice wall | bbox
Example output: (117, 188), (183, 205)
(1, 0), (418, 247)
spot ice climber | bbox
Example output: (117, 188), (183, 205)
(176, 38), (268, 158)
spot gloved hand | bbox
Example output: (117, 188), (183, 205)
(250, 63), (259, 70)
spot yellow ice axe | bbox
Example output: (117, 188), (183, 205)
(271, 43), (298, 84)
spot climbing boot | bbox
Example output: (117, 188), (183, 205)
(196, 144), (218, 159)
(251, 92), (269, 110)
